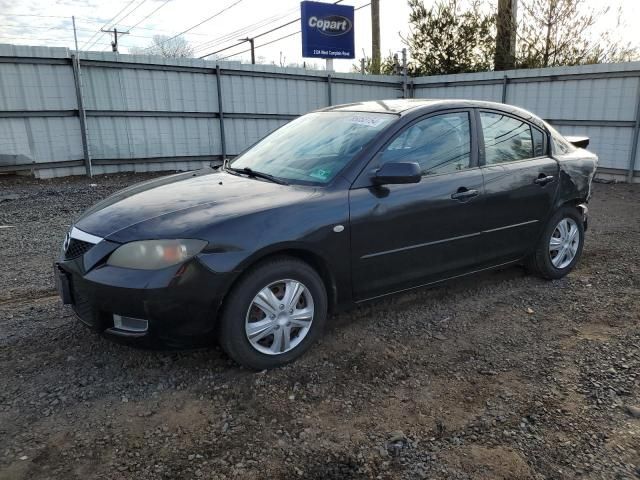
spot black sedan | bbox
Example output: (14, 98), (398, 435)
(56, 99), (598, 369)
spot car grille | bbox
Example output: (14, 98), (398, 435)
(64, 238), (94, 260)
(71, 282), (98, 328)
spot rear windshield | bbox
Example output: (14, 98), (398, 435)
(230, 111), (397, 184)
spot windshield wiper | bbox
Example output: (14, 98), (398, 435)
(225, 166), (288, 185)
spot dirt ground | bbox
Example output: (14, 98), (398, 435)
(0, 173), (638, 480)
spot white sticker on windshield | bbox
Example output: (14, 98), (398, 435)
(349, 115), (386, 127)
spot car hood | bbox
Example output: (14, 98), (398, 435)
(75, 169), (317, 242)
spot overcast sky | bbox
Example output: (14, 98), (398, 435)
(0, 0), (638, 72)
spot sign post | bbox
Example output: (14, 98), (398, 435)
(300, 0), (355, 70)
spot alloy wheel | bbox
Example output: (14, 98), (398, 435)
(245, 279), (314, 355)
(549, 217), (580, 269)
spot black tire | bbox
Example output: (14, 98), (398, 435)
(218, 256), (327, 370)
(527, 206), (585, 280)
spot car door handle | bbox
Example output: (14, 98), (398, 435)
(451, 188), (478, 200)
(534, 175), (555, 186)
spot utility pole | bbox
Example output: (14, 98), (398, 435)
(494, 0), (517, 70)
(371, 0), (381, 74)
(238, 37), (255, 64)
(101, 27), (129, 53)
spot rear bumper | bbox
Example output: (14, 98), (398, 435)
(55, 257), (234, 346)
(577, 203), (589, 231)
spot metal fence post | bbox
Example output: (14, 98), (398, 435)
(501, 74), (509, 103)
(327, 73), (332, 106)
(70, 53), (92, 177)
(401, 48), (408, 99)
(215, 65), (227, 162)
(627, 77), (640, 182)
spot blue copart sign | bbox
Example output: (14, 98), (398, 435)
(301, 1), (355, 59)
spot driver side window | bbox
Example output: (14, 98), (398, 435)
(380, 112), (471, 175)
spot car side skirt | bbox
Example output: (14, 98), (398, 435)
(354, 258), (522, 304)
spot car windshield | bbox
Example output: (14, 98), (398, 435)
(228, 111), (396, 184)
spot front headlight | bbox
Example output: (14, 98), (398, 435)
(107, 239), (207, 270)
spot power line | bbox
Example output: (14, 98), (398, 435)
(218, 31), (301, 60)
(0, 24), (160, 39)
(0, 13), (99, 19)
(127, 0), (172, 31)
(2, 0), (369, 56)
(191, 6), (299, 54)
(114, 0), (149, 27)
(81, 0), (139, 49)
(143, 0), (244, 52)
(0, 13), (179, 34)
(105, 0), (173, 49)
(0, 13), (200, 35)
(0, 8), (198, 49)
(85, 0), (149, 50)
(198, 16), (305, 58)
(192, 12), (294, 54)
(0, 35), (77, 43)
(216, 1), (370, 62)
(117, 22), (210, 36)
(199, 0), (345, 59)
(0, 24), (93, 31)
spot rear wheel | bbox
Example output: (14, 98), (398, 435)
(218, 257), (327, 370)
(528, 206), (585, 279)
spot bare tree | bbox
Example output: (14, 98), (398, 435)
(130, 35), (194, 58)
(517, 0), (638, 68)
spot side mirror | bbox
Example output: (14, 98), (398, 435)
(373, 161), (422, 185)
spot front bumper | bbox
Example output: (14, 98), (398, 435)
(55, 255), (234, 346)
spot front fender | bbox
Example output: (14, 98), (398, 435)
(194, 189), (352, 307)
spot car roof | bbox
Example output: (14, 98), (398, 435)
(320, 99), (440, 114)
(318, 99), (546, 129)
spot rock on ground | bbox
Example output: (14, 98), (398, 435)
(0, 173), (639, 479)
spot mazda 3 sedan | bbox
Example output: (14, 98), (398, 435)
(56, 99), (598, 369)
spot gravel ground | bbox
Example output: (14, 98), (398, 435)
(0, 172), (639, 480)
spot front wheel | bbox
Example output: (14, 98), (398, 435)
(528, 206), (585, 280)
(218, 257), (327, 370)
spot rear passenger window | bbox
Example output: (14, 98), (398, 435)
(480, 111), (534, 164)
(532, 128), (545, 156)
(381, 112), (471, 175)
